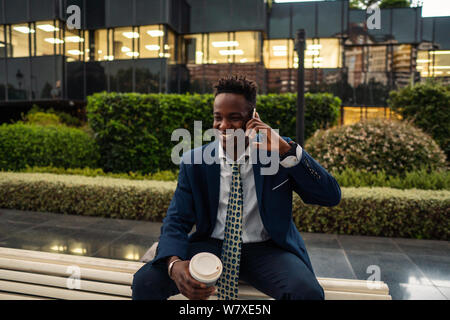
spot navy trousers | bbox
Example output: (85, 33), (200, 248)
(131, 238), (324, 300)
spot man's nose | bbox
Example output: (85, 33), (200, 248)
(219, 119), (232, 132)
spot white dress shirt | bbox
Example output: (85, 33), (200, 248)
(211, 142), (302, 243)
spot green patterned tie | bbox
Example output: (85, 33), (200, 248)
(217, 163), (244, 300)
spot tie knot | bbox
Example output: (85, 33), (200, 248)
(231, 164), (240, 173)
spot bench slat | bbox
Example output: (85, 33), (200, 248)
(0, 280), (128, 300)
(0, 257), (132, 285)
(0, 269), (131, 297)
(0, 291), (53, 300)
(0, 247), (142, 272)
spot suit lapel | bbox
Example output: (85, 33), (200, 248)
(252, 161), (265, 216)
(205, 141), (221, 231)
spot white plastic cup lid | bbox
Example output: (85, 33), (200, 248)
(189, 252), (223, 283)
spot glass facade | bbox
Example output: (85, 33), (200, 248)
(185, 31), (262, 65)
(417, 50), (450, 78)
(0, 0), (448, 126)
(9, 24), (31, 57)
(264, 38), (341, 69)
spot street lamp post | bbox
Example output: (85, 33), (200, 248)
(295, 29), (306, 147)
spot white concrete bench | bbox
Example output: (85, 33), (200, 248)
(0, 246), (391, 300)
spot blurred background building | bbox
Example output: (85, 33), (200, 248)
(0, 0), (449, 124)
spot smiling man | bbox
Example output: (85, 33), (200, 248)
(132, 74), (341, 300)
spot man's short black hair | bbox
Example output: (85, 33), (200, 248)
(213, 74), (258, 111)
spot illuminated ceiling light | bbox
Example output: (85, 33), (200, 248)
(294, 57), (299, 62)
(37, 24), (59, 32)
(430, 51), (450, 55)
(145, 45), (160, 51)
(121, 46), (131, 52)
(273, 51), (287, 56)
(196, 51), (203, 56)
(313, 62), (322, 68)
(272, 45), (287, 51)
(164, 44), (170, 50)
(308, 44), (322, 50)
(147, 30), (164, 37)
(65, 36), (84, 43)
(45, 38), (64, 44)
(122, 32), (139, 39)
(433, 71), (443, 74)
(313, 57), (323, 62)
(68, 49), (83, 55)
(13, 26), (35, 33)
(212, 60), (218, 64)
(240, 58), (248, 63)
(293, 63), (299, 68)
(98, 50), (103, 54)
(212, 41), (239, 48)
(103, 55), (114, 61)
(126, 51), (139, 57)
(219, 49), (243, 55)
(431, 66), (450, 69)
(416, 59), (431, 63)
(158, 52), (170, 58)
(306, 50), (320, 56)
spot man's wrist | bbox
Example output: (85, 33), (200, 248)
(279, 139), (292, 156)
(167, 256), (181, 267)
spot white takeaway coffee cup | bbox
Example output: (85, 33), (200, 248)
(189, 252), (223, 287)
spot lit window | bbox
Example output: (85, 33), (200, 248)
(10, 24), (31, 57)
(264, 39), (293, 69)
(185, 31), (260, 65)
(265, 38), (340, 69)
(65, 26), (86, 61)
(94, 29), (109, 61)
(114, 27), (136, 59)
(139, 25), (163, 59)
(417, 50), (450, 77)
(0, 25), (6, 58)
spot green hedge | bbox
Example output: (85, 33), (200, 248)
(87, 92), (340, 173)
(1, 172), (448, 240)
(0, 123), (100, 171)
(11, 165), (450, 190)
(388, 80), (450, 159)
(306, 119), (447, 176)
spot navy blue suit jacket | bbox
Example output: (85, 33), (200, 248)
(152, 137), (341, 275)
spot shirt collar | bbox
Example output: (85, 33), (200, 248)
(218, 140), (251, 165)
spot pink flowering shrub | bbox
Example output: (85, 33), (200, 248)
(305, 119), (447, 176)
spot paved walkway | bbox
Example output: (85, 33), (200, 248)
(0, 208), (448, 300)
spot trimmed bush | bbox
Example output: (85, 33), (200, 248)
(333, 168), (450, 190)
(25, 112), (61, 126)
(16, 165), (179, 182)
(13, 165), (450, 190)
(0, 123), (100, 171)
(388, 80), (450, 159)
(306, 119), (447, 176)
(87, 92), (340, 173)
(0, 172), (448, 240)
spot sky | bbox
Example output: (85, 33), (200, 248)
(273, 0), (450, 17)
